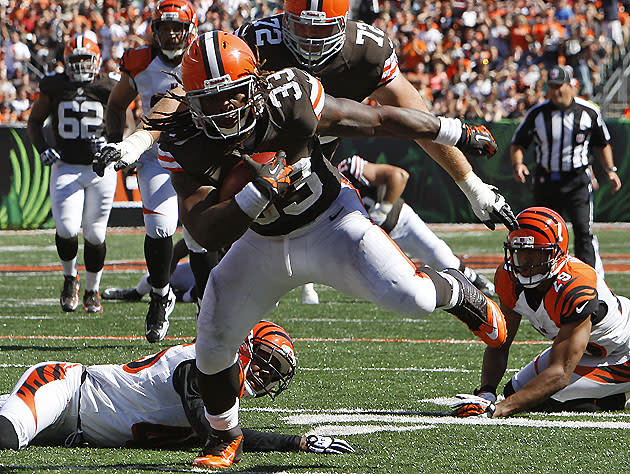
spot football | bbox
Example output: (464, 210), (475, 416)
(218, 152), (277, 201)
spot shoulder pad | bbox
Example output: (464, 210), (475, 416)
(119, 46), (156, 78)
(547, 259), (599, 324)
(495, 264), (518, 309)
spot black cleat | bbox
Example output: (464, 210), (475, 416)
(83, 290), (103, 313)
(60, 275), (80, 312)
(102, 287), (143, 301)
(145, 288), (175, 343)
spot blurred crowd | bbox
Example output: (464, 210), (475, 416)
(0, 0), (628, 124)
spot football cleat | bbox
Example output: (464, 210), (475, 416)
(145, 288), (175, 343)
(443, 268), (506, 348)
(83, 290), (103, 313)
(102, 287), (143, 301)
(60, 275), (80, 312)
(192, 426), (243, 468)
(301, 283), (320, 305)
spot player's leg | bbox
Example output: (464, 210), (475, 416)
(565, 171), (598, 270)
(194, 231), (293, 468)
(136, 157), (178, 342)
(182, 225), (217, 305)
(298, 187), (506, 347)
(0, 362), (83, 449)
(390, 203), (495, 296)
(81, 165), (117, 313)
(50, 162), (84, 312)
(507, 347), (630, 411)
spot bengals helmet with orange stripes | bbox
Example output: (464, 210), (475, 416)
(504, 207), (569, 287)
(180, 31), (264, 140)
(283, 0), (349, 68)
(238, 321), (296, 399)
(152, 0), (198, 60)
(64, 35), (101, 82)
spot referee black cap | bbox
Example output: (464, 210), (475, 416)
(548, 65), (572, 85)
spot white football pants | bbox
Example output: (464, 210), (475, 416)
(50, 161), (116, 244)
(389, 203), (461, 270)
(196, 186), (438, 375)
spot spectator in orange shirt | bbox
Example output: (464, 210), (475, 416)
(510, 14), (533, 54)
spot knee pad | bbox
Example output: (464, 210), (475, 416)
(84, 241), (106, 273)
(55, 234), (79, 262)
(0, 415), (19, 450)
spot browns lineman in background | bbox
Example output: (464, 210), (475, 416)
(236, 0), (507, 303)
(0, 320), (353, 456)
(27, 35), (117, 314)
(96, 31), (517, 468)
(451, 207), (630, 418)
(338, 155), (495, 297)
(102, 0), (215, 343)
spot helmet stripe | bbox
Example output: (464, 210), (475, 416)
(200, 32), (224, 79)
(309, 0), (323, 11)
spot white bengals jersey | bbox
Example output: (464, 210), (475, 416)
(496, 256), (630, 366)
(119, 46), (180, 165)
(79, 343), (195, 447)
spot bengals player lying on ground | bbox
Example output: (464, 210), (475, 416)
(451, 207), (630, 418)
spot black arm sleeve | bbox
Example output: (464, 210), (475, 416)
(172, 360), (302, 453)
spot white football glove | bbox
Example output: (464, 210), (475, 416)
(305, 435), (355, 454)
(450, 392), (497, 417)
(369, 202), (392, 226)
(456, 172), (518, 231)
(40, 147), (61, 166)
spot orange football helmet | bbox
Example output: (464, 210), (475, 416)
(64, 35), (101, 83)
(504, 207), (569, 287)
(152, 0), (198, 60)
(283, 0), (349, 68)
(181, 31), (263, 140)
(238, 321), (296, 399)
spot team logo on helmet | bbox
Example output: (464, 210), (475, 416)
(239, 321), (296, 399)
(283, 0), (349, 68)
(64, 35), (102, 83)
(152, 0), (198, 60)
(504, 207), (569, 287)
(181, 31), (263, 141)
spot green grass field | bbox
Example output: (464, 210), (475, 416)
(1, 226), (630, 473)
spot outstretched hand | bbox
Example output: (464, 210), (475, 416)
(457, 124), (498, 158)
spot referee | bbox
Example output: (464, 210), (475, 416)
(510, 65), (622, 273)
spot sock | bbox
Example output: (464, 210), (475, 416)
(145, 235), (173, 289)
(85, 270), (102, 292)
(205, 398), (240, 431)
(61, 259), (78, 278)
(137, 275), (151, 296)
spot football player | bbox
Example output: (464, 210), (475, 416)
(235, 0), (511, 303)
(95, 32), (515, 468)
(451, 207), (630, 418)
(104, 0), (216, 343)
(338, 155), (495, 296)
(26, 35), (118, 314)
(0, 320), (353, 455)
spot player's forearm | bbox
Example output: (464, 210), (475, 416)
(242, 428), (302, 452)
(382, 167), (408, 203)
(105, 106), (128, 143)
(480, 345), (510, 394)
(495, 366), (570, 417)
(413, 140), (472, 181)
(26, 122), (49, 154)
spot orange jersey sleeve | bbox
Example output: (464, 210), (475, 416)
(119, 46), (156, 79)
(543, 259), (599, 326)
(495, 264), (518, 310)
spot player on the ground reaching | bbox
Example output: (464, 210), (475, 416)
(0, 320), (352, 455)
(451, 207), (630, 418)
(103, 0), (215, 342)
(95, 31), (515, 468)
(27, 35), (117, 314)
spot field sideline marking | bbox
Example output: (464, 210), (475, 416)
(0, 334), (550, 345)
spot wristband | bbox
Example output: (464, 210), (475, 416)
(607, 166), (618, 173)
(234, 182), (270, 218)
(455, 171), (486, 202)
(434, 117), (463, 146)
(120, 129), (155, 164)
(375, 202), (393, 214)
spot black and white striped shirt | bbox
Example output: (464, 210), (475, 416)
(511, 97), (611, 172)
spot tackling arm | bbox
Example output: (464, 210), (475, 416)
(370, 73), (472, 180)
(105, 71), (138, 142)
(493, 316), (592, 417)
(362, 162), (409, 205)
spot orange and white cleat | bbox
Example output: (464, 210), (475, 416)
(443, 268), (506, 348)
(192, 426), (243, 469)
